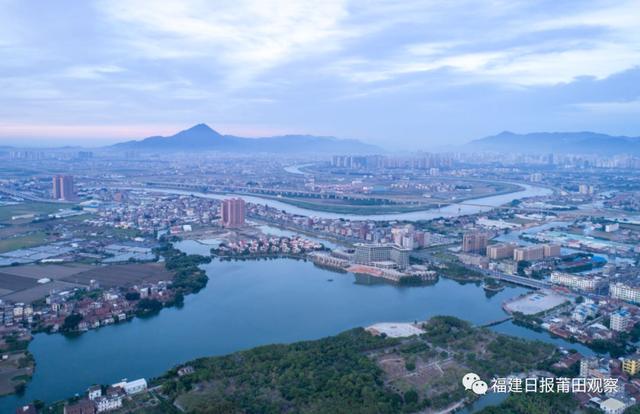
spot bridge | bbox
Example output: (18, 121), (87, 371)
(482, 269), (551, 290)
(478, 316), (513, 328)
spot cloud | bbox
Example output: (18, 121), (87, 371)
(1, 0), (639, 146)
(63, 64), (125, 80)
(329, 1), (640, 86)
(95, 0), (352, 85)
(574, 99), (640, 114)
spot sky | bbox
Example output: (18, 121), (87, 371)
(1, 0), (639, 149)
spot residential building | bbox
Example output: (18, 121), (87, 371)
(579, 356), (599, 377)
(391, 225), (415, 249)
(622, 358), (640, 376)
(610, 309), (632, 332)
(579, 184), (595, 195)
(543, 244), (561, 257)
(462, 232), (488, 254)
(486, 243), (515, 259)
(220, 198), (246, 228)
(53, 175), (75, 200)
(87, 385), (102, 400)
(64, 399), (96, 414)
(572, 302), (598, 323)
(95, 395), (122, 413)
(610, 282), (640, 304)
(458, 253), (489, 269)
(513, 245), (544, 261)
(550, 272), (604, 292)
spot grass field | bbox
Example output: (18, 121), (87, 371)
(0, 202), (62, 224)
(0, 231), (48, 253)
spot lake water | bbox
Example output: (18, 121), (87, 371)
(0, 249), (593, 411)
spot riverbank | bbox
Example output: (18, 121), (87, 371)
(241, 180), (523, 215)
(0, 333), (34, 396)
(39, 316), (560, 414)
(117, 180), (552, 221)
(0, 255), (595, 412)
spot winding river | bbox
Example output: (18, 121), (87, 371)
(139, 181), (552, 221)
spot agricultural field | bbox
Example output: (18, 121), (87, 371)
(0, 202), (64, 224)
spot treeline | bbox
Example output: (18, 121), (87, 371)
(478, 391), (577, 414)
(155, 244), (211, 295)
(159, 329), (418, 414)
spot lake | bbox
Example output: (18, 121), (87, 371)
(0, 244), (591, 411)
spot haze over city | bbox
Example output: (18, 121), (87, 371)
(3, 2), (640, 414)
(2, 0), (640, 149)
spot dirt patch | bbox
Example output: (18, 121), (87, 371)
(62, 263), (173, 288)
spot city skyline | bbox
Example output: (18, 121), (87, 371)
(1, 0), (640, 149)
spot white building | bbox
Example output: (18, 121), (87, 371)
(604, 223), (619, 233)
(550, 272), (603, 292)
(124, 378), (147, 395)
(610, 282), (640, 304)
(96, 395), (123, 412)
(87, 385), (102, 400)
(354, 243), (410, 269)
(610, 309), (632, 332)
(572, 302), (598, 323)
(600, 398), (627, 414)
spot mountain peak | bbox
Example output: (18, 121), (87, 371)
(109, 124), (382, 154)
(468, 130), (640, 155)
(180, 123), (221, 136)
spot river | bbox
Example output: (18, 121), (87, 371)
(0, 246), (593, 410)
(140, 181), (552, 221)
(283, 163), (314, 175)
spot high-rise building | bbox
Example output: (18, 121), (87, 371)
(391, 225), (415, 249)
(543, 244), (561, 257)
(462, 232), (488, 254)
(513, 245), (544, 261)
(52, 176), (61, 200)
(486, 243), (515, 259)
(52, 175), (75, 200)
(220, 198), (246, 228)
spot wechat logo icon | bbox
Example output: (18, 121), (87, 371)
(462, 372), (488, 395)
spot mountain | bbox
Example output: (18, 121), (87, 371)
(467, 131), (640, 155)
(110, 124), (381, 154)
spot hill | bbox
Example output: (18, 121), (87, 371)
(467, 131), (640, 155)
(48, 316), (561, 414)
(109, 124), (381, 154)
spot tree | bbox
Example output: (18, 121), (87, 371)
(136, 298), (163, 316)
(62, 313), (83, 332)
(404, 389), (418, 404)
